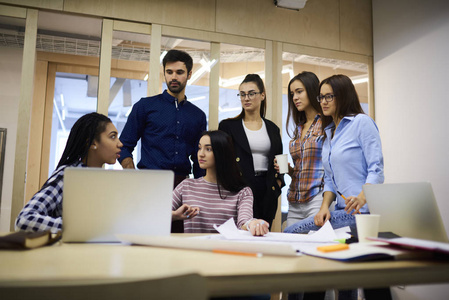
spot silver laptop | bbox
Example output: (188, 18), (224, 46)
(62, 168), (174, 243)
(363, 182), (448, 242)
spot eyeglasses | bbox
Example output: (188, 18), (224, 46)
(238, 91), (261, 100)
(317, 94), (335, 103)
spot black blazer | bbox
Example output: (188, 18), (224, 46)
(219, 117), (285, 222)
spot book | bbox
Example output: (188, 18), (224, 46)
(300, 242), (433, 262)
(367, 237), (449, 256)
(0, 231), (61, 250)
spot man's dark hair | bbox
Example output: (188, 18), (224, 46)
(162, 49), (193, 74)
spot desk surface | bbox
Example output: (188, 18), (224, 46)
(1, 242), (449, 296)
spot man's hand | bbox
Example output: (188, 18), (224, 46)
(121, 157), (135, 169)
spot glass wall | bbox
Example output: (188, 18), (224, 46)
(42, 11), (103, 175)
(105, 29), (152, 169)
(218, 44), (265, 122)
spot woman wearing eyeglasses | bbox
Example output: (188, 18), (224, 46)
(219, 74), (284, 229)
(284, 74), (384, 234)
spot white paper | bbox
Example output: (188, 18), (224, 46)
(213, 218), (339, 243)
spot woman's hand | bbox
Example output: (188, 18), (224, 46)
(172, 204), (200, 221)
(344, 192), (366, 215)
(314, 207), (331, 227)
(247, 219), (270, 236)
(274, 158), (293, 177)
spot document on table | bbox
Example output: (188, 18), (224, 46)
(201, 218), (349, 253)
(212, 218), (347, 243)
(117, 218), (350, 257)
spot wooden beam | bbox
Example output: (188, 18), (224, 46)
(25, 60), (48, 203)
(368, 58), (375, 120)
(10, 9), (38, 230)
(264, 40), (273, 121)
(283, 42), (371, 65)
(162, 25), (265, 49)
(113, 20), (151, 35)
(97, 19), (113, 116)
(266, 40), (283, 234)
(208, 42), (220, 130)
(271, 41), (283, 127)
(0, 4), (27, 18)
(148, 24), (161, 97)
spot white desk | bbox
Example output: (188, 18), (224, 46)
(1, 242), (449, 297)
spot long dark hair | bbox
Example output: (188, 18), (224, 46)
(203, 130), (247, 199)
(57, 112), (112, 168)
(235, 74), (266, 119)
(286, 71), (322, 139)
(320, 74), (364, 135)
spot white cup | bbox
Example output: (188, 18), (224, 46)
(355, 214), (380, 243)
(275, 154), (289, 174)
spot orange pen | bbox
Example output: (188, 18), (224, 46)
(337, 191), (361, 214)
(212, 249), (263, 258)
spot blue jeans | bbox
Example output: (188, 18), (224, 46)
(284, 209), (360, 234)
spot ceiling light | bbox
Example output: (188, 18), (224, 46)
(188, 58), (217, 86)
(274, 0), (308, 10)
(351, 75), (369, 85)
(188, 96), (206, 102)
(282, 65), (294, 79)
(125, 107), (132, 117)
(160, 50), (167, 64)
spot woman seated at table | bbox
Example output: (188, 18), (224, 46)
(172, 130), (269, 236)
(284, 74), (384, 234)
(15, 112), (123, 233)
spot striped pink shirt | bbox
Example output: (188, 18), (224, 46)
(172, 177), (254, 233)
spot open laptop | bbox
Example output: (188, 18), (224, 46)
(363, 182), (448, 242)
(62, 168), (174, 243)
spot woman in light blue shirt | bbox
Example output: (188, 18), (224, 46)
(284, 74), (384, 234)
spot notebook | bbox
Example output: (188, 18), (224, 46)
(363, 182), (448, 243)
(62, 168), (174, 243)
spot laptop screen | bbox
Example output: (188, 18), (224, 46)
(363, 182), (448, 243)
(62, 168), (174, 243)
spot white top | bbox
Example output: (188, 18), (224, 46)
(242, 119), (270, 172)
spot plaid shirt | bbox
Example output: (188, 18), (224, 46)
(15, 162), (84, 233)
(287, 115), (324, 203)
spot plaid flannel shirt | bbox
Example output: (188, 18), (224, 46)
(287, 115), (324, 203)
(15, 162), (84, 233)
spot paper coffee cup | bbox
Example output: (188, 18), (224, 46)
(355, 214), (380, 243)
(275, 154), (288, 174)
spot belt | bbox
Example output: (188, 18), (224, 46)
(254, 171), (267, 177)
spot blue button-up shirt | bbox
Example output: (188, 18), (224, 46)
(119, 90), (207, 177)
(322, 114), (384, 212)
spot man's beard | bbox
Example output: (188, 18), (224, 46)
(167, 80), (186, 95)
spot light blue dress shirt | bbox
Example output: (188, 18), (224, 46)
(322, 114), (384, 212)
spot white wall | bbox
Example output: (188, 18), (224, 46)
(373, 0), (449, 299)
(0, 47), (22, 232)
